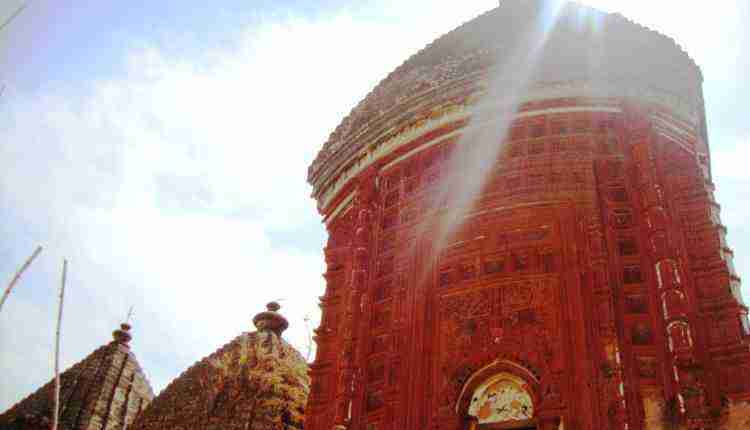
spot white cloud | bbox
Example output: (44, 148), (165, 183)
(0, 1), (499, 409)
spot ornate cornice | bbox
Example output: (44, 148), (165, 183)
(314, 85), (701, 215)
(308, 1), (703, 201)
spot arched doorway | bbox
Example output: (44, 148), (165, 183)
(465, 372), (535, 429)
(455, 360), (559, 430)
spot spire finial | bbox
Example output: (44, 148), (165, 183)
(252, 301), (289, 336)
(114, 307), (134, 345)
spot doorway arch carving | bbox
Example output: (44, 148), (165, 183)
(455, 360), (541, 429)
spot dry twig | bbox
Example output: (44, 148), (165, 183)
(0, 245), (43, 314)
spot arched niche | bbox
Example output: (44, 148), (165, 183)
(655, 259), (681, 289)
(667, 320), (693, 352)
(456, 360), (542, 429)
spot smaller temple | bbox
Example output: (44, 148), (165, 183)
(0, 323), (154, 430)
(129, 302), (310, 430)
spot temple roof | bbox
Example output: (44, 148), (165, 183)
(0, 324), (154, 430)
(129, 303), (309, 430)
(307, 0), (703, 197)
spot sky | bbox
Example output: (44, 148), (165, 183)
(0, 0), (748, 412)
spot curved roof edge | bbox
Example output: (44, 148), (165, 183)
(307, 1), (703, 190)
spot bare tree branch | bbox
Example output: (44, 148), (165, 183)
(0, 245), (43, 314)
(0, 3), (27, 34)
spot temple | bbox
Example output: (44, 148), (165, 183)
(0, 323), (154, 430)
(129, 302), (310, 430)
(305, 1), (750, 429)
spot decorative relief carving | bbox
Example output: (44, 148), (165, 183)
(617, 236), (639, 256)
(661, 289), (688, 320)
(591, 266), (609, 293)
(631, 322), (653, 345)
(646, 206), (668, 231)
(381, 210), (398, 230)
(370, 306), (391, 330)
(589, 232), (607, 257)
(718, 362), (750, 394)
(597, 298), (617, 336)
(541, 373), (563, 408)
(502, 281), (535, 313)
(437, 276), (560, 411)
(497, 228), (549, 247)
(375, 256), (394, 279)
(611, 209), (634, 229)
(372, 278), (393, 303)
(511, 252), (532, 272)
(709, 316), (741, 346)
(655, 259), (680, 289)
(445, 318), (491, 352)
(623, 265), (643, 284)
(649, 232), (670, 258)
(636, 356), (658, 379)
(366, 390), (384, 412)
(608, 187), (629, 203)
(483, 259), (505, 275)
(467, 373), (534, 424)
(439, 236), (558, 290)
(384, 190), (399, 208)
(440, 289), (492, 321)
(667, 321), (692, 352)
(367, 361), (385, 384)
(370, 335), (390, 355)
(378, 232), (396, 254)
(625, 295), (648, 314)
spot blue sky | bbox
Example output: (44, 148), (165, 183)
(1, 0), (748, 411)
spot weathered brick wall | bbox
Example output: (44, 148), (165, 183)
(130, 330), (309, 430)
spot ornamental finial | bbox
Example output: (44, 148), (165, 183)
(252, 301), (289, 336)
(113, 323), (132, 345)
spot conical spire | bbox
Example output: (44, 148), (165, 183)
(1, 322), (153, 429)
(130, 301), (309, 430)
(252, 301), (289, 336)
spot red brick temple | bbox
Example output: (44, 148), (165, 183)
(305, 1), (750, 429)
(129, 302), (309, 430)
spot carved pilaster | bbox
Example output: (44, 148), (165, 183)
(626, 106), (717, 428)
(333, 168), (378, 427)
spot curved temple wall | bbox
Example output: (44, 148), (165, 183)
(306, 1), (750, 429)
(307, 0), (706, 205)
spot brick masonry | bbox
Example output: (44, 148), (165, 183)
(129, 303), (310, 430)
(0, 324), (154, 430)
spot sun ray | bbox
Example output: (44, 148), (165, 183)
(417, 1), (569, 280)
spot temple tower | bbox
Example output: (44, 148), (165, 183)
(129, 302), (310, 430)
(305, 1), (750, 429)
(0, 323), (154, 430)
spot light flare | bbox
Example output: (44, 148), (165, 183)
(415, 1), (570, 279)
